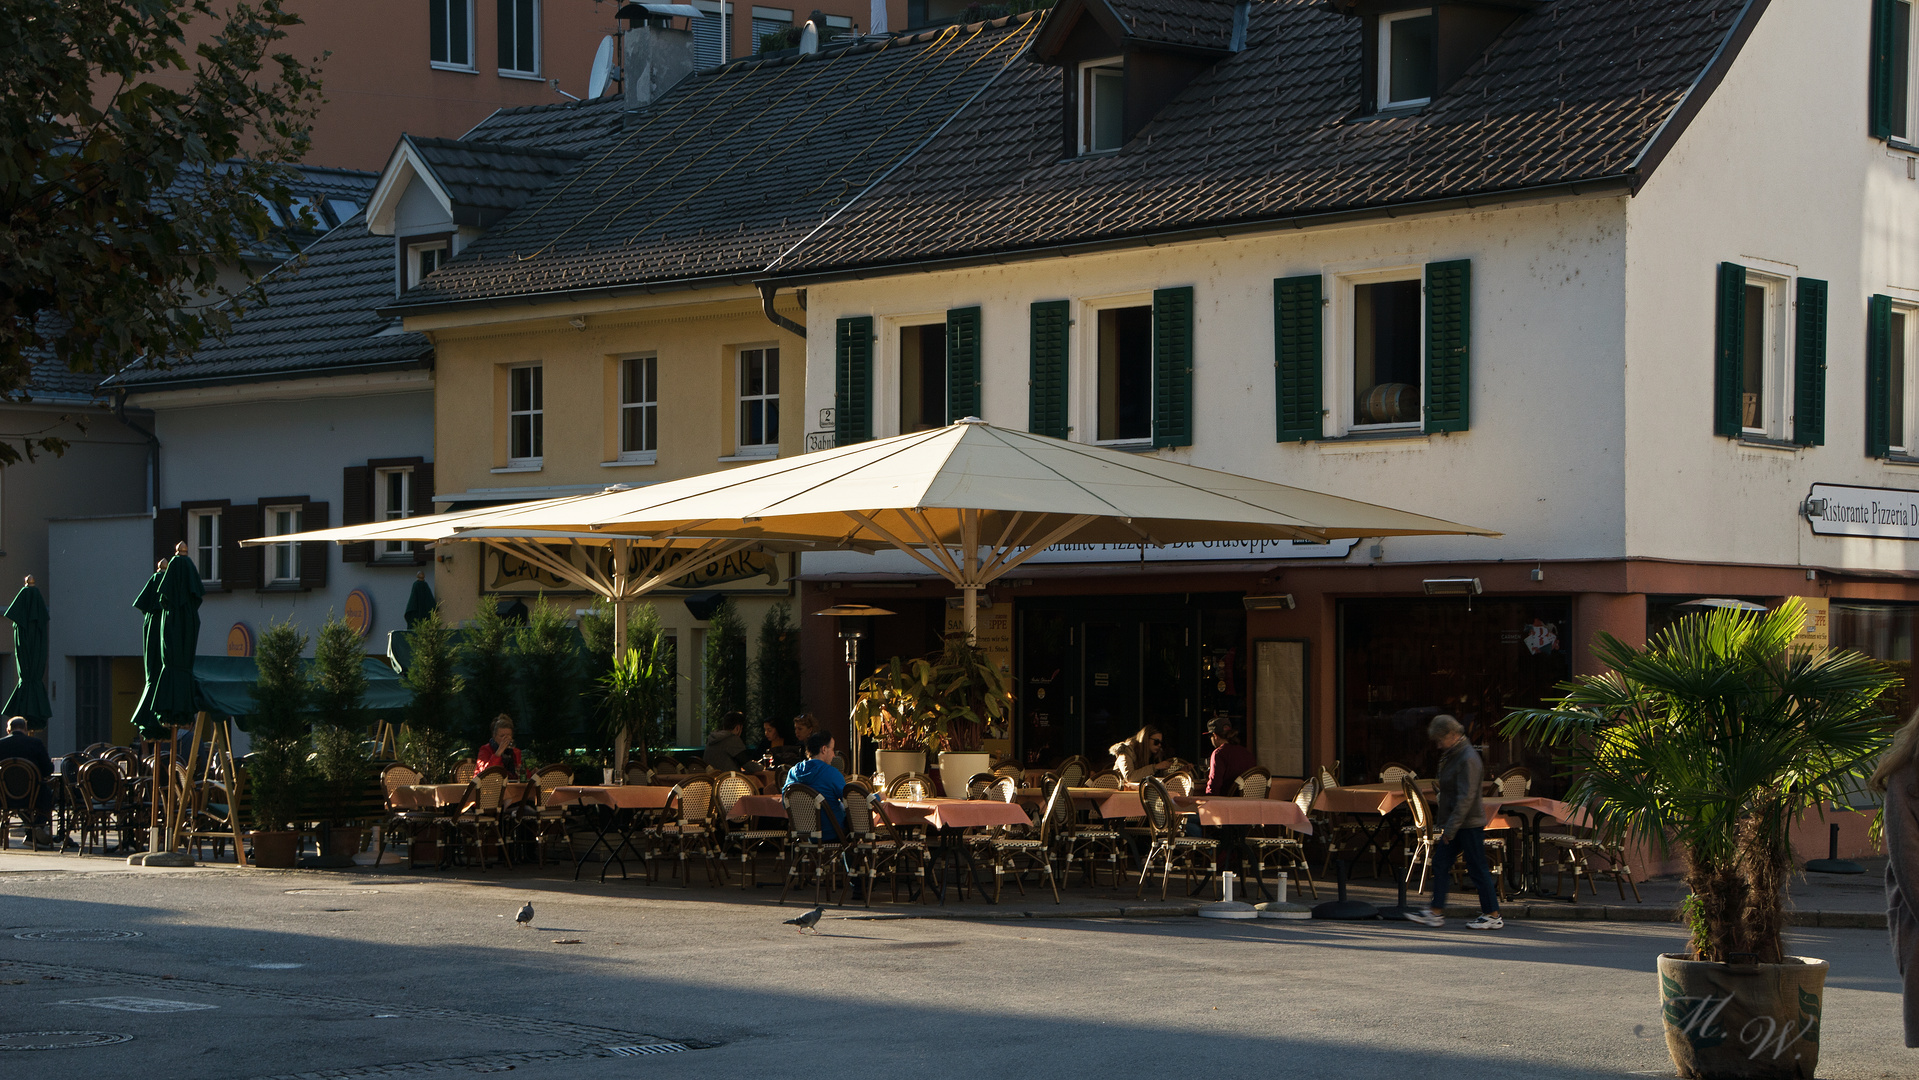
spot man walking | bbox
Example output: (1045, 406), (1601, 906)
(1408, 714), (1503, 930)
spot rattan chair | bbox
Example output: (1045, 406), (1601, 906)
(450, 773), (512, 869)
(886, 773), (934, 801)
(1539, 825), (1641, 901)
(963, 772), (997, 799)
(856, 789), (928, 905)
(660, 775), (724, 887)
(971, 778), (1062, 904)
(1495, 767), (1532, 797)
(1401, 775), (1441, 893)
(522, 765), (576, 865)
(0, 758), (42, 849)
(1233, 767), (1272, 799)
(716, 770), (786, 889)
(1054, 755), (1093, 788)
(74, 759), (131, 854)
(1378, 762), (1416, 785)
(453, 760), (477, 783)
(778, 783), (838, 905)
(1084, 769), (1122, 790)
(1160, 769), (1196, 796)
(1134, 777), (1216, 899)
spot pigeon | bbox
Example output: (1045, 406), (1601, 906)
(515, 902), (534, 927)
(783, 906), (824, 934)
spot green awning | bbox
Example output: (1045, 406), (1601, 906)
(193, 655), (412, 730)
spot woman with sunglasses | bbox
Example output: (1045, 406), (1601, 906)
(1108, 724), (1172, 782)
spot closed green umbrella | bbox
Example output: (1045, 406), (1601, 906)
(3, 577), (51, 723)
(404, 571), (436, 628)
(134, 550), (204, 737)
(131, 559), (166, 738)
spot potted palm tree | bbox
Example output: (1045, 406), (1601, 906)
(1502, 600), (1895, 1080)
(599, 609), (678, 781)
(851, 656), (933, 784)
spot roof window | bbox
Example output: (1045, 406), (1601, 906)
(1080, 58), (1124, 154)
(1379, 9), (1436, 108)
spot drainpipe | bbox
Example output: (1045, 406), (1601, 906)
(759, 282), (806, 338)
(113, 388), (160, 512)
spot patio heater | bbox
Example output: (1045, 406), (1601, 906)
(811, 605), (895, 776)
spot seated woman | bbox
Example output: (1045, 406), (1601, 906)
(1108, 724), (1171, 783)
(476, 714), (521, 779)
(760, 717), (805, 768)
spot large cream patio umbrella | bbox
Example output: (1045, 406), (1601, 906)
(445, 419), (1501, 636)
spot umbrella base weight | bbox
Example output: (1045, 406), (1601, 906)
(129, 851), (194, 867)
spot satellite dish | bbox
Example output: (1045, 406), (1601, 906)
(799, 20), (819, 54)
(587, 35), (617, 99)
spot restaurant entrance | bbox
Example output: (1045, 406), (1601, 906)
(1015, 593), (1246, 770)
(1337, 596), (1572, 791)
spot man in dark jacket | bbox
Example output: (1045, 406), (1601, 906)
(702, 712), (760, 774)
(0, 716), (58, 847)
(1408, 714), (1503, 930)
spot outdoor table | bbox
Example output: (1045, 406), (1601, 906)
(1448, 794), (1587, 898)
(1269, 778), (1306, 802)
(552, 785), (674, 883)
(1310, 785), (1417, 912)
(881, 798), (1032, 903)
(1184, 795), (1313, 831)
(725, 793), (787, 820)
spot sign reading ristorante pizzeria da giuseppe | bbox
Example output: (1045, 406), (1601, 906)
(1805, 483), (1919, 540)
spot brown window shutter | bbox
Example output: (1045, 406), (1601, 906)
(412, 461), (435, 565)
(341, 465), (372, 563)
(299, 500), (330, 589)
(153, 507), (184, 565)
(224, 504), (263, 590)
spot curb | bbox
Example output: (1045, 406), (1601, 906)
(839, 902), (1888, 929)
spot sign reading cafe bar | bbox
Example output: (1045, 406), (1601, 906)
(1804, 483), (1919, 540)
(485, 544), (791, 596)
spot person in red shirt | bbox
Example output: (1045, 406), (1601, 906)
(476, 715), (521, 779)
(1203, 717), (1257, 795)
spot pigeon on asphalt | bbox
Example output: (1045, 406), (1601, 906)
(515, 902), (535, 926)
(783, 906), (824, 934)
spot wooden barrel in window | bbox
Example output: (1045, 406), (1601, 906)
(1361, 382), (1419, 425)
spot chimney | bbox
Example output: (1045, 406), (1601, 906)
(622, 6), (696, 110)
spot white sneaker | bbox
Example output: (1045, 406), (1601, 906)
(1468, 913), (1504, 930)
(1406, 908), (1444, 927)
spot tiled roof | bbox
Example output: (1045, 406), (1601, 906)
(107, 214), (430, 390)
(391, 16), (1047, 309)
(1104, 0), (1237, 50)
(770, 0), (1751, 277)
(459, 95), (631, 153)
(402, 135), (584, 227)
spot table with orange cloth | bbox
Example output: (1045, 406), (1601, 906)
(550, 784), (675, 882)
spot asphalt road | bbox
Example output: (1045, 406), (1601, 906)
(0, 865), (1910, 1079)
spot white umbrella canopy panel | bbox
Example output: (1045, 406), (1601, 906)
(451, 419), (1501, 633)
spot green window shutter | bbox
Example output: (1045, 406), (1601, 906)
(835, 316), (873, 446)
(1152, 286), (1194, 448)
(1423, 260), (1471, 434)
(1273, 275), (1324, 442)
(1028, 300), (1070, 438)
(1872, 0), (1899, 139)
(1714, 262), (1747, 438)
(1793, 278), (1829, 447)
(945, 306), (982, 423)
(1868, 294), (1894, 458)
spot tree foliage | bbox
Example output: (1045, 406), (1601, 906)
(459, 601), (516, 747)
(702, 597), (747, 730)
(1501, 601), (1896, 963)
(514, 597), (581, 761)
(308, 613), (371, 820)
(599, 603), (679, 763)
(751, 601), (802, 726)
(245, 618), (309, 830)
(398, 609), (461, 781)
(1, 0), (324, 464)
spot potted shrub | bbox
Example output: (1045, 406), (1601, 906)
(1502, 601), (1895, 1080)
(245, 620), (311, 868)
(851, 657), (933, 784)
(922, 634), (1010, 798)
(309, 614), (374, 865)
(598, 604), (679, 781)
(396, 610), (461, 784)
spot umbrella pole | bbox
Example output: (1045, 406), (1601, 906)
(963, 586), (978, 640)
(611, 596), (630, 780)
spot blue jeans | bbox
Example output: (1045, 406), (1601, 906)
(1430, 827), (1500, 915)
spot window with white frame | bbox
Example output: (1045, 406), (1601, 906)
(375, 468), (414, 559)
(509, 364), (543, 465)
(188, 509), (221, 582)
(407, 241), (447, 288)
(1079, 58), (1124, 154)
(1350, 275), (1423, 428)
(899, 323), (947, 433)
(498, 0), (539, 75)
(737, 348), (779, 454)
(1740, 271), (1790, 439)
(620, 355), (658, 461)
(266, 505), (303, 584)
(430, 0), (475, 69)
(1893, 303), (1919, 454)
(1096, 305), (1153, 443)
(1378, 9), (1436, 109)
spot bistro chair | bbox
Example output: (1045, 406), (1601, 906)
(886, 773), (934, 801)
(992, 765), (1024, 783)
(522, 765), (577, 865)
(1055, 756), (1092, 789)
(1496, 767), (1532, 798)
(860, 790), (930, 905)
(778, 783), (837, 905)
(985, 775), (1020, 806)
(1539, 825), (1642, 902)
(1160, 769), (1196, 796)
(0, 758), (41, 849)
(1134, 777), (1217, 900)
(454, 772), (512, 870)
(1378, 762), (1416, 785)
(1401, 775), (1441, 893)
(75, 759), (132, 854)
(661, 776), (725, 888)
(1233, 767), (1272, 799)
(1085, 770), (1122, 790)
(1317, 763), (1341, 790)
(381, 764), (420, 799)
(624, 764), (652, 786)
(972, 777), (1062, 904)
(963, 772), (996, 799)
(453, 760), (477, 783)
(1050, 776), (1120, 887)
(716, 770), (785, 889)
(376, 780), (446, 869)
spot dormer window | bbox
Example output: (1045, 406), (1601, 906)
(1379, 9), (1436, 109)
(1079, 58), (1124, 154)
(407, 241), (448, 288)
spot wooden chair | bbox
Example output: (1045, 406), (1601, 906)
(1134, 777), (1217, 900)
(715, 771), (785, 889)
(1378, 762), (1416, 785)
(886, 773), (933, 801)
(0, 758), (42, 849)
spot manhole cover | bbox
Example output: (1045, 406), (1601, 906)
(283, 889), (379, 895)
(0, 1031), (134, 1051)
(12, 930), (142, 943)
(60, 997), (217, 1014)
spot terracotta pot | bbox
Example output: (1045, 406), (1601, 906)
(251, 830), (299, 869)
(1657, 953), (1826, 1079)
(324, 827), (365, 858)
